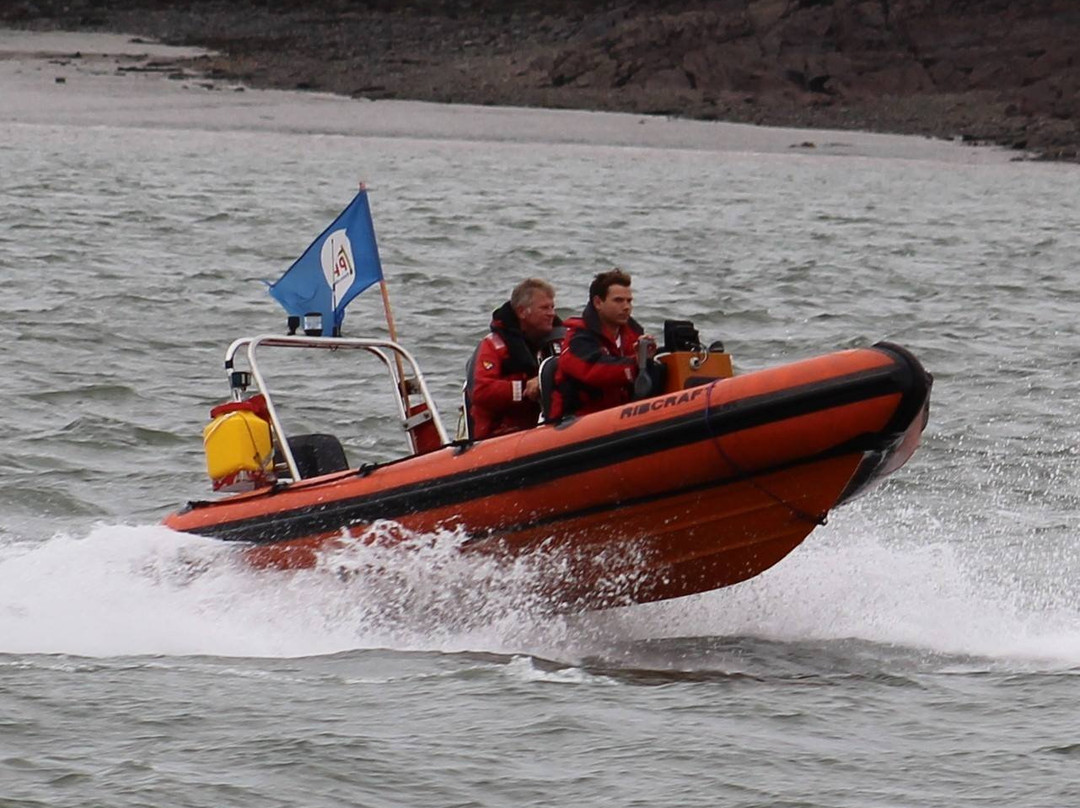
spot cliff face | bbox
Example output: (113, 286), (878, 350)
(530, 0), (1078, 155)
(3, 0), (1077, 159)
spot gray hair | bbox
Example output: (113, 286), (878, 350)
(510, 278), (555, 310)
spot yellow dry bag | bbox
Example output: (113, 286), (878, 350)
(203, 409), (274, 492)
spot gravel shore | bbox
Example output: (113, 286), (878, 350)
(2, 0), (1077, 161)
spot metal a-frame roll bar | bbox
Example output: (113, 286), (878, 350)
(222, 334), (449, 482)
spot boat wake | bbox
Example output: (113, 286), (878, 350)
(1, 511), (1078, 670)
(0, 522), (632, 659)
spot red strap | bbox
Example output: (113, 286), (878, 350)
(210, 393), (270, 421)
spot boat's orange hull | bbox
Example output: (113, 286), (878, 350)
(164, 342), (931, 608)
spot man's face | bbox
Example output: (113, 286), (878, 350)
(518, 292), (556, 340)
(593, 284), (633, 330)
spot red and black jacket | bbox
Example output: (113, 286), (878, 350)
(466, 301), (562, 440)
(549, 302), (644, 420)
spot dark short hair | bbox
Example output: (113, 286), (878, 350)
(589, 269), (632, 302)
(511, 278), (555, 310)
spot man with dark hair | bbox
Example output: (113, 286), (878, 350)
(549, 268), (656, 420)
(466, 278), (561, 439)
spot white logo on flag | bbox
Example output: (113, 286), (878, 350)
(321, 229), (356, 309)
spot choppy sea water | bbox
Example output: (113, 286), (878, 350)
(2, 31), (1080, 808)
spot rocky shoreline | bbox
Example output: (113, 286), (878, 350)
(3, 0), (1077, 161)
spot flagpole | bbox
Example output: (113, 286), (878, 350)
(363, 183), (411, 408)
(379, 279), (400, 344)
(381, 278), (413, 411)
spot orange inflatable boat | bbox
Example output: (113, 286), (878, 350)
(164, 327), (931, 609)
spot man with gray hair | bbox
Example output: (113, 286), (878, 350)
(465, 278), (561, 439)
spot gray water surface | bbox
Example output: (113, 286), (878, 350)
(2, 31), (1079, 808)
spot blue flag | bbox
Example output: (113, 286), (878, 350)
(269, 190), (384, 335)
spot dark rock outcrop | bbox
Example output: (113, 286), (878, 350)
(3, 0), (1077, 160)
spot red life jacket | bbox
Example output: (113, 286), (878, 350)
(466, 301), (562, 439)
(550, 303), (643, 420)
